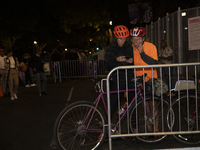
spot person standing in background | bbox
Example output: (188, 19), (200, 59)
(29, 49), (47, 96)
(0, 49), (7, 96)
(93, 48), (105, 75)
(4, 49), (20, 100)
(23, 53), (36, 87)
(158, 40), (173, 81)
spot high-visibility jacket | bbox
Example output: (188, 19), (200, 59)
(132, 41), (158, 82)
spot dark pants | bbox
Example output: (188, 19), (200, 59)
(35, 72), (47, 94)
(110, 79), (134, 118)
(25, 69), (33, 85)
(98, 60), (104, 75)
(162, 67), (174, 88)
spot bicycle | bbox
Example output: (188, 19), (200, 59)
(53, 75), (174, 150)
(171, 77), (200, 144)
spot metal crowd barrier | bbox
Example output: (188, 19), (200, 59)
(19, 60), (106, 83)
(106, 62), (200, 150)
(47, 60), (106, 82)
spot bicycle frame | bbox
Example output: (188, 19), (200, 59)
(82, 82), (155, 134)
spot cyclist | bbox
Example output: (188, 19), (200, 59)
(130, 27), (158, 81)
(105, 25), (136, 132)
(130, 27), (159, 132)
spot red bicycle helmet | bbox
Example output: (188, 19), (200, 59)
(113, 25), (129, 38)
(130, 27), (146, 37)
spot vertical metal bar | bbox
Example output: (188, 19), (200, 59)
(160, 67), (164, 132)
(151, 68), (155, 132)
(142, 68), (147, 133)
(151, 21), (153, 43)
(177, 7), (183, 66)
(195, 65), (198, 130)
(172, 13), (175, 63)
(143, 68), (147, 133)
(166, 13), (170, 42)
(117, 70), (121, 134)
(59, 62), (61, 82)
(196, 8), (200, 70)
(186, 66), (189, 131)
(125, 69), (130, 134)
(158, 18), (161, 54)
(162, 18), (164, 40)
(134, 69), (138, 133)
(106, 73), (112, 150)
(54, 63), (56, 83)
(169, 66), (173, 132)
(178, 66), (181, 131)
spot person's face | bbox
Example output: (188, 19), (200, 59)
(131, 36), (143, 49)
(0, 51), (4, 56)
(161, 41), (166, 48)
(117, 38), (126, 47)
(8, 52), (13, 56)
(24, 55), (29, 59)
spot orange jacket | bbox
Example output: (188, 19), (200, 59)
(132, 41), (158, 82)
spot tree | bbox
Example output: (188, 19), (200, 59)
(60, 0), (112, 48)
(0, 1), (39, 50)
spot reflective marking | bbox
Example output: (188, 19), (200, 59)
(67, 86), (74, 103)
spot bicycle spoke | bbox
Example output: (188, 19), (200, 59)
(130, 98), (170, 143)
(54, 102), (106, 149)
(172, 95), (200, 144)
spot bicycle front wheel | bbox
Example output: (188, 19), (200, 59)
(172, 95), (200, 144)
(130, 97), (174, 143)
(54, 101), (107, 150)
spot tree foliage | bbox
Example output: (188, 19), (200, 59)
(0, 0), (199, 56)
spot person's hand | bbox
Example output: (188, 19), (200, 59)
(138, 44), (143, 53)
(7, 53), (11, 58)
(126, 58), (133, 64)
(116, 56), (126, 62)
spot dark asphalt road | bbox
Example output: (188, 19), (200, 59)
(0, 78), (200, 150)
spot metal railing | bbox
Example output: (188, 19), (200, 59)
(48, 60), (106, 82)
(19, 60), (107, 83)
(146, 6), (200, 74)
(106, 62), (200, 150)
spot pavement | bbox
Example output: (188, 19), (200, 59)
(0, 78), (200, 150)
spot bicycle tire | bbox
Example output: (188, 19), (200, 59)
(129, 97), (174, 143)
(54, 101), (107, 150)
(172, 95), (200, 144)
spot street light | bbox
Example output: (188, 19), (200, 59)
(109, 21), (112, 25)
(182, 12), (186, 16)
(34, 41), (37, 45)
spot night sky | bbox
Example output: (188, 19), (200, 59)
(0, 0), (199, 59)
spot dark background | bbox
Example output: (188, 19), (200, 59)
(0, 0), (199, 61)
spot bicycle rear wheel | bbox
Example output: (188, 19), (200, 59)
(172, 95), (200, 144)
(130, 97), (174, 143)
(54, 101), (107, 150)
